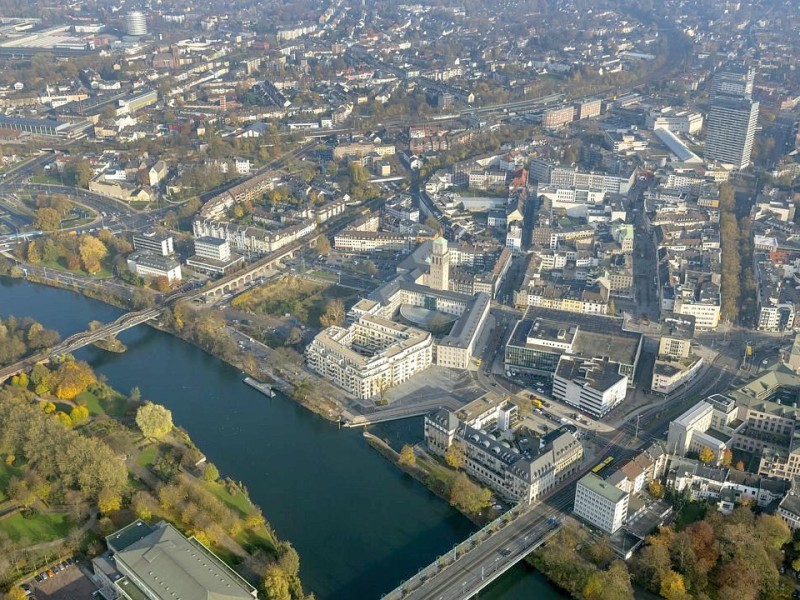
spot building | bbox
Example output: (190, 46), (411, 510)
(132, 230), (174, 257)
(186, 236), (244, 275)
(127, 252), (182, 284)
(504, 308), (643, 386)
(98, 520), (258, 600)
(553, 357), (628, 418)
(334, 230), (411, 253)
(778, 479), (800, 530)
(425, 402), (583, 503)
(428, 237), (450, 291)
(667, 396), (739, 462)
(542, 106), (575, 129)
(574, 473), (629, 534)
(646, 107), (704, 135)
(305, 314), (433, 399)
(704, 96), (759, 169)
(124, 11), (148, 36)
(713, 64), (755, 100)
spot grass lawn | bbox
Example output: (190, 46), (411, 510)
(77, 390), (128, 418)
(41, 257), (113, 279)
(136, 444), (160, 469)
(28, 174), (62, 185)
(236, 526), (276, 554)
(0, 511), (73, 543)
(0, 462), (22, 502)
(201, 481), (253, 518)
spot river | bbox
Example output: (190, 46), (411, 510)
(0, 277), (564, 600)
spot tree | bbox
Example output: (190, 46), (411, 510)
(53, 359), (97, 399)
(26, 240), (41, 263)
(361, 260), (378, 277)
(65, 159), (93, 188)
(660, 570), (688, 600)
(203, 463), (220, 482)
(722, 448), (733, 467)
(136, 402), (174, 440)
(129, 386), (142, 403)
(449, 473), (491, 515)
(34, 207), (64, 232)
(319, 298), (345, 328)
(97, 489), (122, 514)
(7, 587), (28, 600)
(263, 565), (291, 600)
(583, 560), (633, 600)
(69, 405), (90, 424)
(649, 480), (664, 498)
(154, 276), (171, 292)
(735, 460), (745, 471)
(277, 542), (300, 578)
(315, 235), (331, 255)
(398, 444), (416, 467)
(424, 215), (441, 231)
(698, 446), (715, 464)
(285, 327), (303, 346)
(78, 235), (108, 274)
(444, 443), (465, 469)
(8, 477), (36, 508)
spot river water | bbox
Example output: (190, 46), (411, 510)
(0, 277), (564, 600)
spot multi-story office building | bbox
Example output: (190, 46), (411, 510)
(132, 230), (174, 257)
(125, 10), (147, 36)
(194, 236), (230, 262)
(425, 401), (583, 503)
(573, 473), (629, 534)
(553, 357), (628, 418)
(713, 64), (755, 100)
(186, 236), (244, 275)
(305, 314), (433, 399)
(504, 308), (642, 387)
(704, 96), (759, 169)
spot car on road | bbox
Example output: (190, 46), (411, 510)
(499, 548), (512, 557)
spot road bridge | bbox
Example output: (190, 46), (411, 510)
(383, 432), (630, 600)
(0, 307), (162, 384)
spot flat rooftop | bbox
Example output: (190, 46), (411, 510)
(578, 473), (628, 503)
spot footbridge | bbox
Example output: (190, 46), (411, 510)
(0, 307), (162, 384)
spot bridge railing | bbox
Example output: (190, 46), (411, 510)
(381, 500), (538, 600)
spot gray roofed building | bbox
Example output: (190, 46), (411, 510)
(108, 520), (258, 600)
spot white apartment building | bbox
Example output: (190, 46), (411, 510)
(334, 230), (411, 253)
(574, 473), (629, 534)
(305, 315), (433, 399)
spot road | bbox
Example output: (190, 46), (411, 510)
(391, 432), (631, 600)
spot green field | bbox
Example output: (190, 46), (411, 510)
(136, 444), (160, 469)
(77, 390), (128, 418)
(0, 511), (73, 543)
(201, 481), (253, 517)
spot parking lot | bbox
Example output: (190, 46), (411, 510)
(29, 561), (97, 600)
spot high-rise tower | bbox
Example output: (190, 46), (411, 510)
(705, 64), (759, 169)
(428, 237), (450, 291)
(125, 11), (148, 36)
